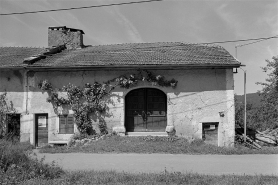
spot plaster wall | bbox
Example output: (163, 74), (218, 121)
(0, 68), (235, 146)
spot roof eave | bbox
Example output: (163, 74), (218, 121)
(0, 64), (241, 70)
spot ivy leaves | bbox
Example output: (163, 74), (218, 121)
(38, 80), (52, 91)
(109, 69), (178, 89)
(38, 70), (178, 134)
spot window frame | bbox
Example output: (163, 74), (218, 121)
(58, 114), (74, 134)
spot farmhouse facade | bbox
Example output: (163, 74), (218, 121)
(0, 26), (241, 147)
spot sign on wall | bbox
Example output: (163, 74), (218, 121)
(38, 116), (46, 127)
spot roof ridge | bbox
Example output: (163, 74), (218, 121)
(90, 41), (188, 46)
(88, 42), (224, 50)
(0, 42), (223, 49)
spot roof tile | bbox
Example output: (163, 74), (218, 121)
(0, 42), (240, 68)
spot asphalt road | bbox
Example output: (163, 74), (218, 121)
(33, 152), (278, 176)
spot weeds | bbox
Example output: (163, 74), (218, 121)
(39, 135), (278, 154)
(0, 139), (64, 184)
(22, 170), (278, 185)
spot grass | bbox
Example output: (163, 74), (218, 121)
(0, 139), (64, 184)
(1, 138), (278, 184)
(22, 170), (278, 185)
(39, 135), (278, 154)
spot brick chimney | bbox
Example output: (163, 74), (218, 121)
(48, 26), (85, 49)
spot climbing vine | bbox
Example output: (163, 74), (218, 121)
(38, 69), (178, 134)
(0, 93), (16, 138)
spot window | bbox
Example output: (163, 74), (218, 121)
(59, 114), (74, 134)
(2, 114), (21, 140)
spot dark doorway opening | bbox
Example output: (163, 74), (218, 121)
(5, 114), (20, 141)
(125, 88), (167, 132)
(35, 114), (48, 147)
(202, 122), (219, 146)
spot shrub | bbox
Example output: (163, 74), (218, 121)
(71, 132), (88, 140)
(0, 139), (63, 184)
(98, 120), (108, 135)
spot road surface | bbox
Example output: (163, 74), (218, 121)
(33, 152), (278, 175)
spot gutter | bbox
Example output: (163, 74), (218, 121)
(0, 64), (242, 71)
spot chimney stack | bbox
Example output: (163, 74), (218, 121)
(48, 26), (85, 49)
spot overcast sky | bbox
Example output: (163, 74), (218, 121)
(0, 0), (277, 95)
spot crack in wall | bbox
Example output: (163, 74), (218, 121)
(198, 93), (207, 107)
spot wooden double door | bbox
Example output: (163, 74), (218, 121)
(125, 88), (167, 132)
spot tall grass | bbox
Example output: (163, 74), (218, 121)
(23, 170), (278, 185)
(40, 135), (278, 154)
(0, 139), (63, 184)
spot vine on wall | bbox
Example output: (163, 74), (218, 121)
(0, 93), (16, 138)
(38, 69), (178, 134)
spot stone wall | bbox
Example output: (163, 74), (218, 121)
(0, 68), (235, 146)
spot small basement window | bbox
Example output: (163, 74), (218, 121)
(59, 114), (74, 134)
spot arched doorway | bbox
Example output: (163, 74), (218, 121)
(125, 88), (167, 132)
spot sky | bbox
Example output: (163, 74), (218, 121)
(0, 0), (277, 95)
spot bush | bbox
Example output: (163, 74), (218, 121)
(71, 132), (89, 140)
(0, 139), (64, 184)
(98, 120), (108, 135)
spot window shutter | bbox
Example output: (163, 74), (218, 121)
(67, 115), (74, 134)
(59, 115), (67, 134)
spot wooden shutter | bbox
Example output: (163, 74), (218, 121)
(59, 115), (67, 134)
(67, 115), (74, 134)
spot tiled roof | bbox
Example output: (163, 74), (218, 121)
(0, 42), (240, 69)
(0, 47), (46, 67)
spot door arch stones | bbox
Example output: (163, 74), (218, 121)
(125, 88), (167, 132)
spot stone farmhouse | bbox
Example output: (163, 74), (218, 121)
(0, 26), (241, 147)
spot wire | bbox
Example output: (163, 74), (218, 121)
(0, 0), (163, 16)
(200, 35), (278, 45)
(88, 35), (278, 52)
(236, 35), (278, 48)
(235, 34), (278, 58)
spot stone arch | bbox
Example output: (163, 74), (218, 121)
(125, 88), (167, 132)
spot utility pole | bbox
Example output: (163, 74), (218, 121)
(237, 67), (247, 142)
(235, 36), (278, 142)
(243, 69), (247, 142)
(236, 46), (247, 142)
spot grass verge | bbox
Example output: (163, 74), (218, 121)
(0, 139), (64, 184)
(39, 135), (278, 154)
(23, 170), (278, 185)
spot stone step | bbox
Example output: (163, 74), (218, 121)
(126, 132), (168, 137)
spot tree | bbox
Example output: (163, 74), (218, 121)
(234, 95), (258, 130)
(256, 56), (278, 130)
